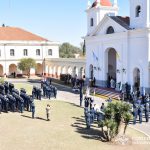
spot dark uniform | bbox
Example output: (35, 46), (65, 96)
(86, 112), (91, 129)
(53, 87), (57, 99)
(79, 86), (83, 107)
(31, 103), (35, 119)
(138, 104), (143, 124)
(133, 103), (138, 124)
(145, 102), (149, 122)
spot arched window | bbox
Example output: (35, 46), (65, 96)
(136, 5), (141, 17)
(10, 49), (15, 56)
(48, 49), (52, 56)
(90, 18), (94, 27)
(106, 26), (114, 34)
(23, 49), (28, 56)
(36, 49), (40, 56)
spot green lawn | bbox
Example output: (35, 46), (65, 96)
(0, 83), (149, 150)
(14, 83), (33, 95)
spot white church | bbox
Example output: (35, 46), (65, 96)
(84, 0), (150, 93)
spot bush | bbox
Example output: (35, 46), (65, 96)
(0, 77), (5, 84)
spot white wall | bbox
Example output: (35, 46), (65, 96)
(0, 40), (59, 75)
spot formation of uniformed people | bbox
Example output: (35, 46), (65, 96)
(83, 90), (150, 129)
(132, 93), (150, 124)
(84, 96), (105, 129)
(40, 80), (57, 100)
(0, 82), (35, 117)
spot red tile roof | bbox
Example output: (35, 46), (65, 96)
(0, 27), (48, 41)
(101, 0), (112, 6)
(92, 0), (112, 8)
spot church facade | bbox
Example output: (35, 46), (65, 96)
(84, 0), (150, 93)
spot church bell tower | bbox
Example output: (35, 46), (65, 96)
(130, 0), (150, 29)
(86, 0), (119, 35)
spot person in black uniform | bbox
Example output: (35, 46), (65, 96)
(31, 102), (35, 119)
(145, 100), (150, 122)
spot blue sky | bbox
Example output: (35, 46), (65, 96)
(0, 0), (129, 47)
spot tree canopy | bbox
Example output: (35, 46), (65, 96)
(98, 101), (132, 142)
(18, 58), (36, 77)
(59, 43), (82, 58)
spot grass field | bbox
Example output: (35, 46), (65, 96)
(0, 99), (149, 150)
(0, 83), (149, 150)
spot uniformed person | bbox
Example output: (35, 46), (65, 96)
(43, 83), (47, 97)
(84, 97), (89, 109)
(29, 96), (34, 112)
(53, 87), (57, 99)
(138, 103), (143, 124)
(133, 102), (138, 124)
(4, 82), (9, 95)
(90, 107), (95, 123)
(38, 88), (42, 100)
(145, 101), (149, 122)
(79, 86), (83, 107)
(86, 111), (91, 129)
(47, 86), (51, 100)
(31, 102), (35, 119)
(20, 97), (24, 113)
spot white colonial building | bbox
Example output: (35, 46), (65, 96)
(0, 26), (59, 76)
(84, 0), (150, 93)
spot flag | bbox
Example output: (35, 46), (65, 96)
(92, 51), (98, 61)
(116, 52), (120, 60)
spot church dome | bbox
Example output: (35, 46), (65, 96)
(91, 0), (112, 8)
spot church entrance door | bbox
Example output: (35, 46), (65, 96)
(105, 48), (117, 88)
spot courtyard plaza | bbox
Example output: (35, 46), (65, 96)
(0, 79), (150, 150)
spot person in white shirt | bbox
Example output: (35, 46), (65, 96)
(46, 104), (50, 121)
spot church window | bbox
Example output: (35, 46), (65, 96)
(136, 6), (141, 17)
(23, 49), (28, 56)
(36, 49), (40, 56)
(10, 49), (15, 56)
(106, 26), (114, 34)
(90, 18), (94, 26)
(48, 49), (52, 56)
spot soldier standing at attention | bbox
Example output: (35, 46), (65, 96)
(46, 104), (50, 121)
(79, 85), (83, 107)
(145, 101), (149, 122)
(53, 87), (57, 99)
(31, 102), (35, 119)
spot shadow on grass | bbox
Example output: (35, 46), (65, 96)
(21, 115), (47, 121)
(71, 116), (107, 142)
(21, 114), (32, 119)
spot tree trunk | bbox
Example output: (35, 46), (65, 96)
(123, 123), (128, 135)
(28, 69), (30, 79)
(117, 120), (125, 135)
(101, 127), (107, 139)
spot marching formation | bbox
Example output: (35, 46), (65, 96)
(0, 80), (57, 120)
(83, 93), (150, 129)
(0, 82), (35, 116)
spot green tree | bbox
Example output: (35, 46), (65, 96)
(18, 58), (36, 78)
(59, 43), (82, 58)
(98, 102), (132, 142)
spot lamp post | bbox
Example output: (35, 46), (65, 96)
(42, 58), (46, 80)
